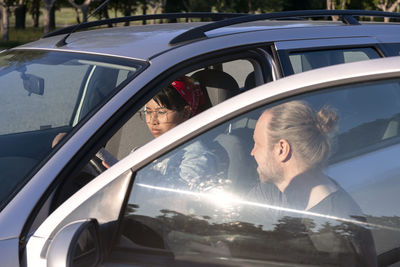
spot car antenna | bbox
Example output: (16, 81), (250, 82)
(55, 0), (112, 48)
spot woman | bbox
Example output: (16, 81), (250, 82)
(99, 76), (211, 169)
(140, 76), (209, 138)
(136, 76), (218, 191)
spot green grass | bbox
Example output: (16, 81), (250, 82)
(0, 28), (43, 49)
(0, 7), (129, 49)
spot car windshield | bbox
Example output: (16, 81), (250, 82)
(0, 50), (145, 209)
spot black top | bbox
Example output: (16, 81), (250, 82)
(246, 172), (377, 267)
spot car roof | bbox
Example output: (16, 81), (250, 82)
(14, 11), (400, 60)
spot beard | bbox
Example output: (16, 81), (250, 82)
(257, 156), (283, 185)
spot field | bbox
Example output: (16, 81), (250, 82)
(0, 7), (124, 48)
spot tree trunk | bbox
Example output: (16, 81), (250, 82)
(74, 7), (80, 23)
(14, 4), (26, 29)
(43, 0), (56, 33)
(103, 6), (113, 27)
(68, 0), (92, 24)
(81, 5), (89, 23)
(0, 4), (9, 41)
(32, 0), (40, 27)
(340, 0), (346, 9)
(326, 0), (334, 9)
(123, 2), (131, 26)
(386, 0), (400, 22)
(50, 4), (55, 29)
(43, 6), (51, 33)
(326, 0), (339, 21)
(142, 0), (147, 25)
(378, 0), (400, 22)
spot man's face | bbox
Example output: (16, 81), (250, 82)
(251, 111), (282, 184)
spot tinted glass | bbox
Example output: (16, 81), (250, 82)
(119, 80), (400, 266)
(0, 50), (145, 208)
(289, 48), (380, 74)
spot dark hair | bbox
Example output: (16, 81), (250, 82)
(153, 84), (188, 111)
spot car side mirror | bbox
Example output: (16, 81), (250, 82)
(21, 73), (44, 96)
(47, 219), (102, 267)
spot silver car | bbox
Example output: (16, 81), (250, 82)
(1, 10), (400, 266)
(27, 56), (400, 267)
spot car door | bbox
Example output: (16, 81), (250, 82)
(25, 57), (400, 267)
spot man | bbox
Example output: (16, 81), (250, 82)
(249, 100), (377, 266)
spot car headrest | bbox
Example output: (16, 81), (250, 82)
(191, 69), (240, 106)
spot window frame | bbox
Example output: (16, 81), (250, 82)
(274, 38), (385, 76)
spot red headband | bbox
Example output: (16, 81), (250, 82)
(171, 76), (206, 116)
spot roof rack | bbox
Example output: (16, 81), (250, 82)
(42, 12), (247, 38)
(169, 9), (400, 45)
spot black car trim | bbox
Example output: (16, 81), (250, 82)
(42, 12), (248, 38)
(170, 10), (400, 45)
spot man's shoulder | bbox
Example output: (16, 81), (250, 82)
(311, 187), (364, 219)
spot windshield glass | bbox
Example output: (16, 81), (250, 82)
(0, 49), (145, 208)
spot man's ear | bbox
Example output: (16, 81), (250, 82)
(276, 139), (291, 162)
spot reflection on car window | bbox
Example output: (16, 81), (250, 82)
(118, 78), (400, 266)
(289, 47), (380, 74)
(0, 50), (145, 209)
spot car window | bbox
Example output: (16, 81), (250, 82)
(0, 50), (145, 209)
(105, 57), (264, 161)
(116, 78), (400, 266)
(288, 48), (380, 74)
(219, 59), (255, 89)
(45, 51), (269, 218)
(383, 43), (400, 57)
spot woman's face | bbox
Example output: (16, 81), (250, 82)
(144, 99), (189, 138)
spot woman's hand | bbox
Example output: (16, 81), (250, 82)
(52, 132), (67, 148)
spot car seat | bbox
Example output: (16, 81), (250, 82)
(191, 69), (240, 106)
(244, 71), (256, 91)
(191, 69), (257, 193)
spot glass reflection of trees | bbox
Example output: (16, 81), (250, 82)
(123, 206), (380, 266)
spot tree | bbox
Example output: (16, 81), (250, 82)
(14, 0), (26, 29)
(376, 0), (400, 21)
(149, 0), (165, 14)
(43, 0), (56, 33)
(0, 0), (11, 41)
(29, 0), (41, 27)
(326, 0), (348, 10)
(148, 0), (166, 23)
(68, 0), (92, 23)
(326, 0), (349, 21)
